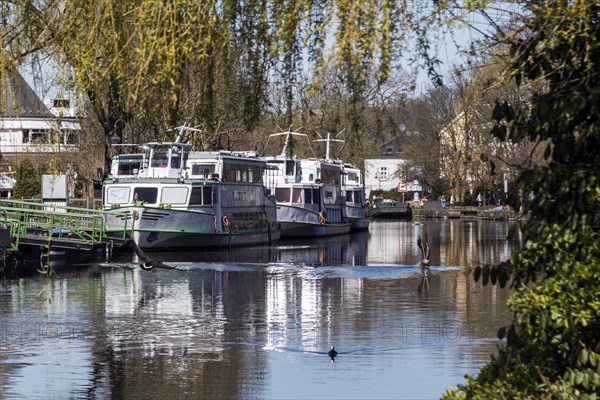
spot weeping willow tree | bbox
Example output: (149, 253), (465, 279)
(0, 0), (416, 172)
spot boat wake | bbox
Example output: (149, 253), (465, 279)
(96, 261), (462, 279)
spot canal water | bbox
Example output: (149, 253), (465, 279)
(0, 219), (520, 399)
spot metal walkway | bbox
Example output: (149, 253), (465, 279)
(0, 200), (130, 254)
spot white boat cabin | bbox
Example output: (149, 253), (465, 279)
(342, 164), (366, 204)
(106, 141), (266, 209)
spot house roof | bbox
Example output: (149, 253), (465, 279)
(377, 134), (412, 157)
(0, 68), (51, 118)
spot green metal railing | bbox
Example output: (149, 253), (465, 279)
(1, 212), (22, 252)
(0, 200), (131, 251)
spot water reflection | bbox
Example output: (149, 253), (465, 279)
(0, 220), (520, 399)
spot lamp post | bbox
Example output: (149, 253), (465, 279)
(375, 172), (381, 191)
(110, 119), (123, 146)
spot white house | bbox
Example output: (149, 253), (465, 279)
(0, 69), (81, 197)
(364, 135), (409, 198)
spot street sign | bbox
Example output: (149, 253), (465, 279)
(407, 180), (422, 191)
(397, 182), (407, 192)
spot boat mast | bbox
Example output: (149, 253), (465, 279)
(313, 130), (345, 160)
(169, 125), (202, 144)
(268, 129), (308, 157)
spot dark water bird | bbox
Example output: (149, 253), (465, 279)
(328, 346), (338, 361)
(130, 240), (176, 270)
(417, 235), (430, 268)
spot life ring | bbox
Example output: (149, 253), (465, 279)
(318, 211), (327, 224)
(222, 215), (230, 230)
(132, 210), (140, 221)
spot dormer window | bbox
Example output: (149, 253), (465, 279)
(385, 146), (393, 154)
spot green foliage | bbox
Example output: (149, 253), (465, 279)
(445, 1), (600, 399)
(12, 159), (40, 199)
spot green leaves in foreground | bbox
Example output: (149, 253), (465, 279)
(444, 1), (600, 399)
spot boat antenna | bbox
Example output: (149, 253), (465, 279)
(267, 126), (310, 157)
(168, 125), (202, 144)
(313, 129), (345, 160)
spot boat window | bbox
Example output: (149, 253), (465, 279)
(106, 186), (130, 204)
(222, 163), (263, 183)
(222, 163), (235, 181)
(292, 188), (302, 203)
(285, 161), (295, 176)
(251, 165), (262, 183)
(190, 187), (202, 204)
(116, 155), (143, 176)
(304, 188), (313, 204)
(150, 145), (170, 168)
(161, 187), (189, 204)
(355, 190), (364, 202)
(170, 146), (182, 169)
(321, 166), (340, 185)
(324, 189), (335, 204)
(191, 163), (215, 178)
(346, 191), (354, 202)
(189, 186), (214, 205)
(304, 188), (319, 204)
(143, 148), (151, 168)
(203, 187), (213, 205)
(133, 187), (158, 204)
(151, 153), (169, 168)
(347, 171), (359, 183)
(275, 188), (290, 202)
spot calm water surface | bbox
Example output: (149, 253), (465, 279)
(0, 219), (520, 399)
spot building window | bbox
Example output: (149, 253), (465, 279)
(30, 129), (50, 144)
(379, 167), (388, 180)
(64, 129), (79, 144)
(385, 146), (394, 154)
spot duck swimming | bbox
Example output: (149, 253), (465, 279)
(328, 346), (338, 361)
